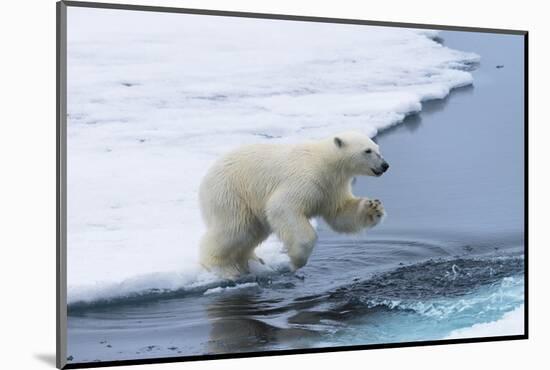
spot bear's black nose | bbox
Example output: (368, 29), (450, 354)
(381, 162), (389, 172)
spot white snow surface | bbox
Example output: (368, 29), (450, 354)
(66, 7), (479, 303)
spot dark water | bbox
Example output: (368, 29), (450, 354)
(67, 31), (525, 364)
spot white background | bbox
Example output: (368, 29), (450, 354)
(0, 0), (547, 369)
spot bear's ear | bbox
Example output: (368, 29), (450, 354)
(334, 137), (344, 148)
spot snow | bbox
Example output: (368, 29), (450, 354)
(66, 7), (478, 303)
(203, 282), (260, 296)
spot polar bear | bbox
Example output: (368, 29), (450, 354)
(198, 131), (389, 278)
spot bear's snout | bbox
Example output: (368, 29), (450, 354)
(372, 160), (389, 176)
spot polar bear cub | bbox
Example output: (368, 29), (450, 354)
(198, 131), (389, 278)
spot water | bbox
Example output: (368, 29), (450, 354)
(66, 30), (525, 364)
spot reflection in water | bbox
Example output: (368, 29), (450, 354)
(378, 84), (474, 138)
(202, 232), (523, 353)
(206, 291), (321, 354)
(66, 233), (524, 362)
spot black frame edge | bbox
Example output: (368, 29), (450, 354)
(523, 32), (529, 339)
(62, 0), (528, 35)
(57, 1), (68, 369)
(62, 335), (528, 369)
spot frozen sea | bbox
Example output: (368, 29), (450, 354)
(65, 7), (525, 365)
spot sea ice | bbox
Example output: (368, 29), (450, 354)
(66, 7), (479, 303)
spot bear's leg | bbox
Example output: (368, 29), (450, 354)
(248, 250), (265, 265)
(324, 198), (385, 233)
(266, 202), (317, 270)
(200, 223), (268, 279)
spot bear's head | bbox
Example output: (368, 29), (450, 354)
(332, 131), (389, 177)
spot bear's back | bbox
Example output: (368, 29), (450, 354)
(200, 142), (325, 214)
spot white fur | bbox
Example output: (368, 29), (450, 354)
(198, 131), (387, 278)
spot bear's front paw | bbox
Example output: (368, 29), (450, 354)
(359, 198), (386, 227)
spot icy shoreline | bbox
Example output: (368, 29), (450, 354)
(66, 7), (479, 303)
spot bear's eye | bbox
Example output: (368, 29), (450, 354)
(365, 149), (372, 154)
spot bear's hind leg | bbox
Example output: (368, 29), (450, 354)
(199, 223), (268, 279)
(266, 201), (317, 271)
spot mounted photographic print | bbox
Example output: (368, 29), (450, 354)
(56, 1), (528, 368)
